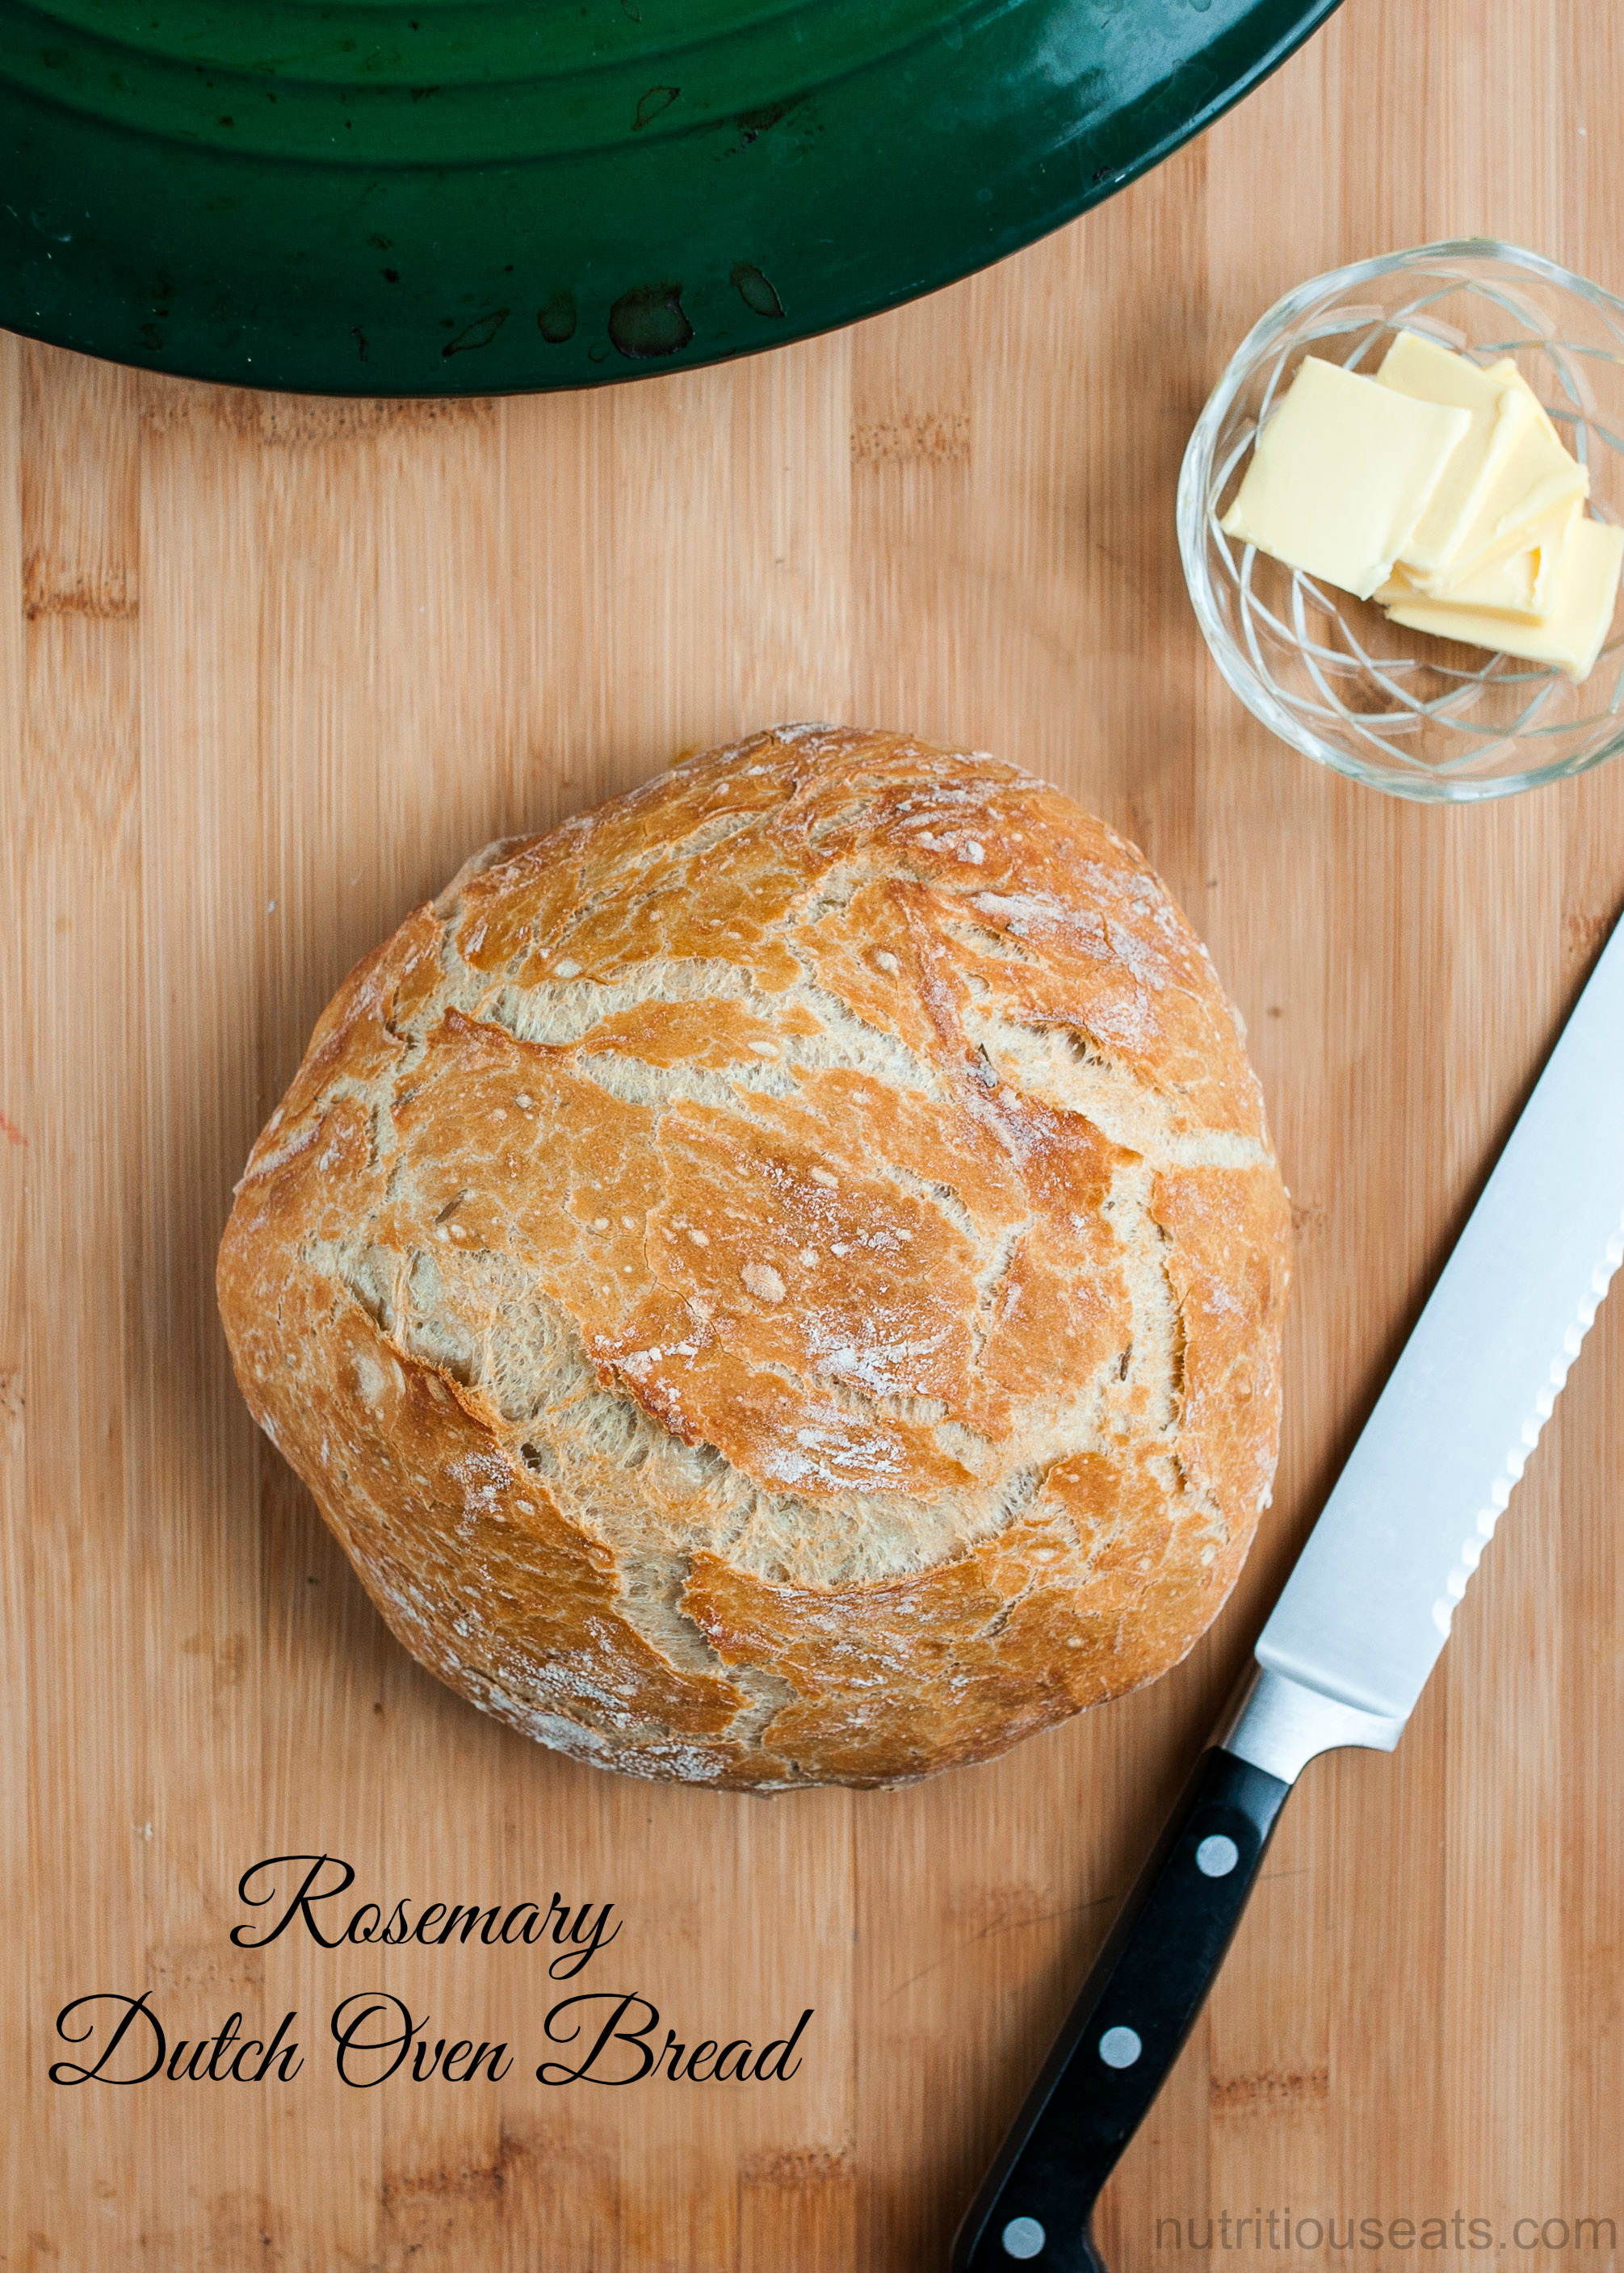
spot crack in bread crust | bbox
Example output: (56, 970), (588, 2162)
(217, 726), (1292, 1790)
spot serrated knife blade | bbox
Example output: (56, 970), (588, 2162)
(1257, 912), (1624, 1729)
(953, 916), (1624, 2273)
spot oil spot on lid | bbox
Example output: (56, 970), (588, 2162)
(538, 291), (577, 344)
(609, 282), (692, 359)
(731, 97), (798, 149)
(731, 262), (784, 319)
(442, 307), (509, 358)
(633, 84), (680, 131)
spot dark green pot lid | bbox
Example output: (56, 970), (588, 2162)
(1, 0), (1342, 396)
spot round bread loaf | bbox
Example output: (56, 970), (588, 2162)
(218, 726), (1290, 1789)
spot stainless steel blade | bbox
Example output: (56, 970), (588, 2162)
(1254, 916), (1624, 1734)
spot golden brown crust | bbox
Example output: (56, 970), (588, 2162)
(217, 726), (1291, 1789)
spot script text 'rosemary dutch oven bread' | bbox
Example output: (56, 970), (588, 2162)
(216, 727), (1291, 1789)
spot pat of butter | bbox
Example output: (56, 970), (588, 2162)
(1220, 356), (1471, 601)
(1378, 501), (1581, 624)
(1435, 365), (1589, 579)
(1376, 333), (1534, 577)
(1384, 512), (1624, 681)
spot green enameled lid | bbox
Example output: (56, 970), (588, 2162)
(1, 0), (1341, 396)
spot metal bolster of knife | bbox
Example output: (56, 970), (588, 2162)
(1214, 1662), (1407, 1785)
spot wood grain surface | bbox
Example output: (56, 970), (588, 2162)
(4, 3), (1623, 2266)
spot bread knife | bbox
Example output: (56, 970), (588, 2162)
(950, 915), (1624, 2273)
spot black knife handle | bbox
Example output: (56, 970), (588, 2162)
(950, 1746), (1291, 2273)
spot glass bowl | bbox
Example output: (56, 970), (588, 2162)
(1178, 240), (1624, 801)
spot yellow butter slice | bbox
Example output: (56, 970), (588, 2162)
(1376, 557), (1536, 616)
(1384, 513), (1624, 682)
(1379, 501), (1581, 623)
(1377, 331), (1534, 577)
(1220, 356), (1471, 601)
(1437, 364), (1589, 579)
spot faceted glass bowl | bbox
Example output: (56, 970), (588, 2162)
(1178, 240), (1624, 801)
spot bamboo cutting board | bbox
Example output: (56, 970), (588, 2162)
(4, 4), (1623, 2266)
